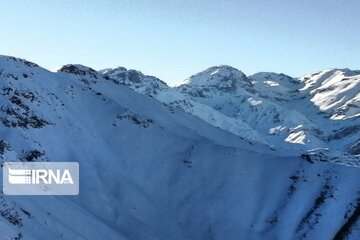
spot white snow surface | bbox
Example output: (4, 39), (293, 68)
(0, 56), (359, 239)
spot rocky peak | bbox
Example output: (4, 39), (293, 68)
(58, 64), (99, 79)
(99, 67), (169, 96)
(180, 65), (253, 94)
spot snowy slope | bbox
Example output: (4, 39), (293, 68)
(0, 56), (360, 240)
(0, 56), (271, 239)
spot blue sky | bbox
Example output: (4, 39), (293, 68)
(0, 0), (359, 85)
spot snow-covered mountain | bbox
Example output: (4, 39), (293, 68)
(0, 56), (360, 239)
(102, 65), (360, 156)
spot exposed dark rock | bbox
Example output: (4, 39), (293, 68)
(0, 140), (10, 155)
(21, 150), (45, 162)
(59, 65), (98, 79)
(347, 140), (360, 155)
(334, 198), (360, 240)
(117, 113), (154, 128)
(330, 125), (360, 140)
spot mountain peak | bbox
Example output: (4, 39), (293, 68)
(0, 55), (39, 69)
(207, 64), (243, 72)
(181, 65), (253, 93)
(58, 64), (98, 77)
(100, 67), (146, 83)
(99, 67), (169, 97)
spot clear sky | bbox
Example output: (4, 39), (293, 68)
(0, 0), (359, 85)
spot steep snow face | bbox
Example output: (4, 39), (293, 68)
(164, 98), (268, 145)
(295, 69), (360, 153)
(300, 68), (360, 120)
(1, 56), (360, 240)
(100, 67), (169, 97)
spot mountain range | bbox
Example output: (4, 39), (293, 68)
(101, 64), (360, 157)
(0, 55), (359, 239)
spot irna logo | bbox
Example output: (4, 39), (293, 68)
(3, 162), (79, 195)
(8, 168), (74, 185)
